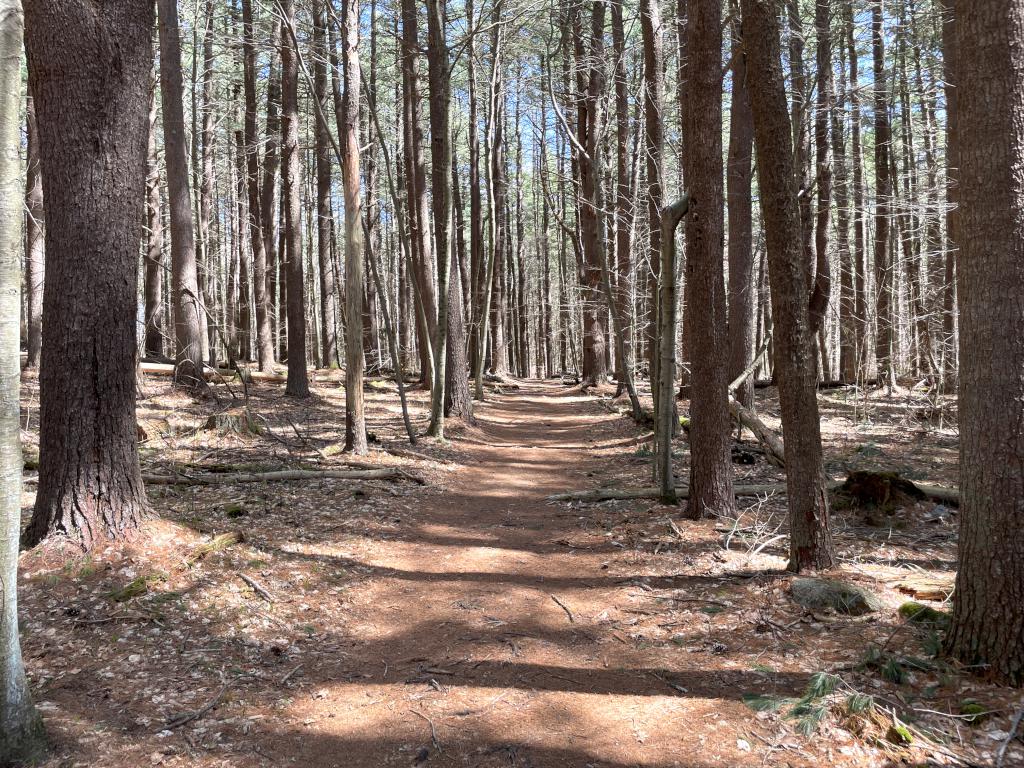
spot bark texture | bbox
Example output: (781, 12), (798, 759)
(945, 0), (1024, 687)
(685, 0), (734, 520)
(23, 0), (150, 549)
(739, 0), (835, 571)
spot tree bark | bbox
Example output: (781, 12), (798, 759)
(740, 0), (835, 572)
(242, 0), (275, 371)
(313, 2), (338, 369)
(158, 0), (207, 385)
(684, 0), (734, 520)
(24, 94), (44, 370)
(872, 1), (894, 386)
(945, 0), (1024, 688)
(340, 0), (367, 451)
(23, 0), (151, 549)
(281, 0), (310, 397)
(144, 79), (165, 360)
(726, 19), (755, 411)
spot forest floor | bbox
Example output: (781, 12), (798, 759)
(15, 372), (1024, 768)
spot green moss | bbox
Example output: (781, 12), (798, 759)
(109, 573), (166, 602)
(886, 722), (914, 746)
(959, 700), (988, 725)
(898, 601), (950, 628)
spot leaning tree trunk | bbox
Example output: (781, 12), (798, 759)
(1, 2), (45, 759)
(739, 0), (835, 572)
(24, 94), (43, 370)
(281, 0), (309, 397)
(158, 0), (207, 385)
(23, 0), (150, 549)
(945, 0), (1024, 688)
(684, 0), (735, 520)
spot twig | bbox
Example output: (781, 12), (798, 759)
(410, 709), (441, 751)
(997, 702), (1024, 767)
(239, 573), (274, 603)
(162, 678), (235, 730)
(281, 664), (304, 685)
(550, 594), (575, 623)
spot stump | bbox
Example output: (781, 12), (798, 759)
(201, 407), (263, 437)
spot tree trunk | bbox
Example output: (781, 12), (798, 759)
(684, 0), (734, 520)
(872, 1), (894, 386)
(313, 3), (338, 369)
(158, 0), (207, 385)
(24, 94), (44, 370)
(740, 0), (835, 572)
(945, 0), (1024, 688)
(611, 2), (633, 392)
(281, 0), (310, 397)
(242, 0), (275, 371)
(261, 20), (283, 364)
(726, 19), (755, 411)
(144, 79), (165, 360)
(340, 0), (367, 452)
(23, 0), (151, 548)
(809, 0), (833, 344)
(834, 17), (856, 382)
(0, 2), (45, 758)
(940, 0), (958, 381)
(848, 1), (870, 380)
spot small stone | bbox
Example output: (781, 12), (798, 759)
(128, 654), (142, 664)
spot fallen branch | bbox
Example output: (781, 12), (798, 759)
(142, 468), (424, 486)
(550, 594), (575, 623)
(728, 397), (786, 467)
(239, 573), (274, 603)
(550, 478), (960, 506)
(162, 678), (235, 730)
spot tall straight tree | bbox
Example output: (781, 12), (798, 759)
(945, 0), (1024, 687)
(144, 80), (165, 359)
(426, 0), (453, 437)
(685, 0), (734, 520)
(872, 0), (894, 386)
(739, 0), (836, 571)
(281, 0), (310, 397)
(24, 0), (151, 548)
(242, 0), (275, 371)
(726, 16), (755, 409)
(24, 94), (43, 370)
(313, 2), (338, 368)
(158, 0), (207, 385)
(340, 0), (367, 452)
(642, 0), (665, 403)
(1, 2), (44, 759)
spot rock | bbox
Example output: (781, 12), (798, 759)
(790, 577), (882, 616)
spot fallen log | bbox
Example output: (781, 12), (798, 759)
(142, 468), (425, 486)
(138, 361), (289, 384)
(549, 477), (959, 506)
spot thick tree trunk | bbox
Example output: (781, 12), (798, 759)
(158, 0), (207, 385)
(740, 0), (835, 572)
(1, 2), (45, 758)
(945, 0), (1024, 688)
(726, 20), (755, 411)
(340, 0), (367, 452)
(684, 0), (734, 520)
(281, 0), (310, 397)
(24, 95), (44, 370)
(23, 0), (150, 549)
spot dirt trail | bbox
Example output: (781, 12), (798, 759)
(263, 381), (806, 768)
